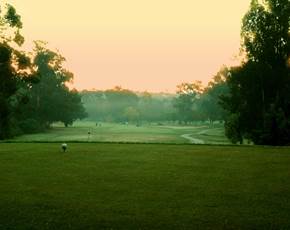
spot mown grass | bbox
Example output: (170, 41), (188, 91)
(0, 143), (289, 229)
(9, 121), (230, 144)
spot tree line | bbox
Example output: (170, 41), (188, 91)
(172, 0), (290, 146)
(81, 79), (227, 125)
(1, 0), (289, 146)
(0, 4), (86, 139)
(81, 87), (176, 123)
(173, 69), (228, 125)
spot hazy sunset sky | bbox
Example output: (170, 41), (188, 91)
(7, 0), (250, 92)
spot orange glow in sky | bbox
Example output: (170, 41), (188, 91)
(7, 0), (250, 92)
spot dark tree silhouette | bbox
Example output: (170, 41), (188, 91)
(20, 41), (87, 129)
(222, 0), (290, 145)
(0, 4), (34, 139)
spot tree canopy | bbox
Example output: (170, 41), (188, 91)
(81, 88), (175, 124)
(222, 0), (290, 145)
(20, 41), (86, 128)
(0, 4), (86, 139)
(0, 4), (33, 138)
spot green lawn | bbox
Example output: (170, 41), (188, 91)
(0, 143), (289, 229)
(9, 121), (230, 144)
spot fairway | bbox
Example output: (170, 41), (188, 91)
(0, 143), (290, 229)
(9, 121), (230, 145)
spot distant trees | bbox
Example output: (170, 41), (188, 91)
(81, 88), (176, 123)
(81, 87), (139, 122)
(200, 67), (229, 124)
(123, 106), (140, 123)
(172, 78), (228, 125)
(221, 0), (290, 145)
(137, 92), (175, 122)
(0, 3), (86, 139)
(81, 81), (227, 127)
(105, 87), (139, 122)
(173, 81), (203, 123)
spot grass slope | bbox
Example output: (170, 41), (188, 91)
(0, 143), (290, 229)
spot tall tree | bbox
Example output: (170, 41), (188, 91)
(21, 41), (87, 129)
(0, 4), (33, 139)
(222, 0), (290, 145)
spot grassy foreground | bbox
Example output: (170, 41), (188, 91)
(0, 143), (290, 229)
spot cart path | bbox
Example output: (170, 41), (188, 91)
(181, 134), (205, 144)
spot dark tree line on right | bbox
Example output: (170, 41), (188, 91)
(221, 0), (290, 145)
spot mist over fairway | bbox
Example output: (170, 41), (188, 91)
(9, 121), (230, 145)
(0, 1), (290, 229)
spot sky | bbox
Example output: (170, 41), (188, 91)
(6, 0), (250, 92)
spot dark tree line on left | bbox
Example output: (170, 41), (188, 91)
(0, 4), (86, 139)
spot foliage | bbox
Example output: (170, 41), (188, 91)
(19, 41), (87, 129)
(222, 0), (290, 145)
(0, 4), (33, 139)
(199, 66), (229, 123)
(173, 81), (204, 123)
(81, 89), (175, 123)
(18, 118), (43, 133)
(0, 4), (86, 139)
(123, 106), (140, 122)
(137, 92), (176, 122)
